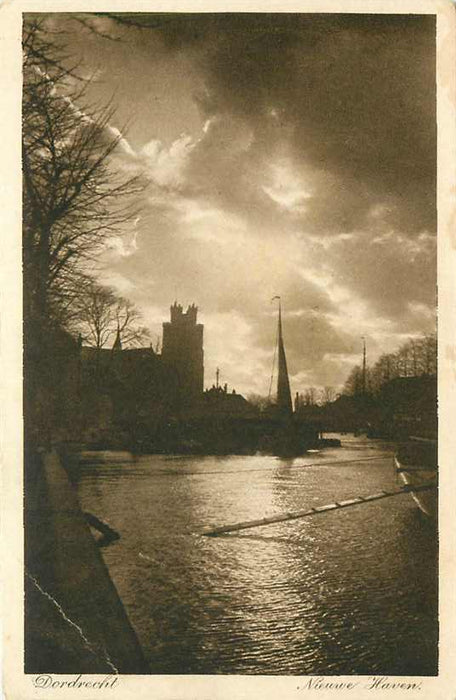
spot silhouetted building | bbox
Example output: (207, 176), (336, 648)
(203, 383), (257, 418)
(162, 303), (204, 406)
(77, 302), (206, 443)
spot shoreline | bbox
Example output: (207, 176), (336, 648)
(25, 448), (149, 674)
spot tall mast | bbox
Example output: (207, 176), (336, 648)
(362, 336), (367, 395)
(274, 297), (293, 416)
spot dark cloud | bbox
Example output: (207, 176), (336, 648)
(156, 13), (436, 235)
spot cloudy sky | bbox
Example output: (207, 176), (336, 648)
(46, 12), (436, 396)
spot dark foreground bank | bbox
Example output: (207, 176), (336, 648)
(24, 447), (148, 674)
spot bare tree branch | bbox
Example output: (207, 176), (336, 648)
(23, 19), (145, 325)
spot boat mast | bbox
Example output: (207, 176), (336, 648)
(274, 297), (293, 416)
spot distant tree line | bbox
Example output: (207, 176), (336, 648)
(248, 333), (437, 413)
(342, 334), (437, 397)
(294, 386), (337, 408)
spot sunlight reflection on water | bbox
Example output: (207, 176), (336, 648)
(76, 436), (438, 675)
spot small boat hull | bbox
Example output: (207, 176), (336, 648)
(395, 460), (437, 519)
(395, 438), (437, 520)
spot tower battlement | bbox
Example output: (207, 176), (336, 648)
(169, 302), (199, 325)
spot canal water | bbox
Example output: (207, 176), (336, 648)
(76, 436), (438, 675)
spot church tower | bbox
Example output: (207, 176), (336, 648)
(161, 302), (204, 405)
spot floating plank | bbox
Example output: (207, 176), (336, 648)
(201, 484), (436, 537)
(362, 491), (388, 501)
(336, 498), (364, 507)
(314, 503), (336, 512)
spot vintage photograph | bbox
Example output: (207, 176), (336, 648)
(22, 11), (438, 678)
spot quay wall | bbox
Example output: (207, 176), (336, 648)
(25, 449), (149, 674)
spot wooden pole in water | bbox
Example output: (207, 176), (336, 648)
(201, 484), (436, 537)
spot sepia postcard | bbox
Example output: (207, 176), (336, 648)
(1, 0), (456, 698)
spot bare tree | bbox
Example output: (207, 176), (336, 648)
(343, 365), (363, 396)
(422, 334), (437, 375)
(353, 332), (437, 399)
(321, 386), (336, 405)
(304, 387), (317, 406)
(22, 19), (143, 326)
(75, 281), (150, 350)
(113, 297), (151, 348)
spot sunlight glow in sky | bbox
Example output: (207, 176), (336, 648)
(50, 13), (437, 396)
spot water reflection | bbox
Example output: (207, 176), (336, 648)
(76, 437), (437, 675)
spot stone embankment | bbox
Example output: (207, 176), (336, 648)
(25, 449), (149, 674)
